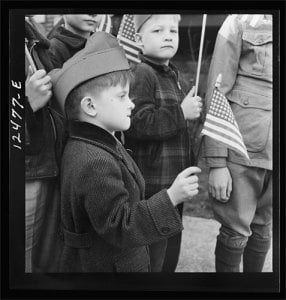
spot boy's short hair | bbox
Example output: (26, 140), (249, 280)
(134, 14), (181, 33)
(65, 69), (134, 120)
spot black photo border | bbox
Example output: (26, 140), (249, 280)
(2, 0), (285, 299)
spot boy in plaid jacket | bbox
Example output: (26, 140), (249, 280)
(125, 14), (202, 272)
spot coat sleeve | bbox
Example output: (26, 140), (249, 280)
(78, 152), (183, 249)
(203, 15), (242, 167)
(125, 64), (186, 141)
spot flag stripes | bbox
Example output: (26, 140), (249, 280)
(117, 14), (141, 64)
(204, 114), (245, 148)
(97, 14), (112, 33)
(202, 88), (250, 160)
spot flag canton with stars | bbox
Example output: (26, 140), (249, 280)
(209, 88), (235, 124)
(120, 15), (136, 42)
(117, 15), (141, 64)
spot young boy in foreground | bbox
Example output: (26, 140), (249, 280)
(50, 31), (201, 272)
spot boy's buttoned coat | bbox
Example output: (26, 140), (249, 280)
(59, 121), (183, 272)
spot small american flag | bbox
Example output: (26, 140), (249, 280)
(201, 87), (250, 160)
(117, 14), (141, 64)
(97, 14), (112, 34)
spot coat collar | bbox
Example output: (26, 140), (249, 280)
(53, 26), (87, 50)
(68, 120), (118, 151)
(139, 54), (179, 76)
(68, 120), (144, 195)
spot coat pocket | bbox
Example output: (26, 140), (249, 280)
(114, 247), (150, 272)
(228, 90), (272, 152)
(240, 31), (272, 77)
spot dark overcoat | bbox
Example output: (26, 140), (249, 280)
(60, 121), (183, 272)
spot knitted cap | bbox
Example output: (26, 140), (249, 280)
(50, 31), (130, 114)
(133, 14), (152, 32)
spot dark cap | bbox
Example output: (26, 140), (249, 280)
(50, 31), (130, 114)
(133, 14), (152, 32)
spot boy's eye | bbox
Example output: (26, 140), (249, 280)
(153, 29), (161, 33)
(171, 29), (178, 33)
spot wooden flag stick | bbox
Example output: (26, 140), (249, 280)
(25, 39), (37, 73)
(195, 14), (207, 96)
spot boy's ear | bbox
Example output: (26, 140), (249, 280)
(80, 96), (97, 117)
(134, 33), (143, 48)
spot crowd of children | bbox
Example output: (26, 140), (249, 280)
(25, 14), (273, 273)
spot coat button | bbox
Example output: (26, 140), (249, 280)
(161, 227), (170, 234)
(242, 97), (249, 105)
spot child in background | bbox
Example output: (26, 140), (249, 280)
(25, 16), (64, 272)
(48, 14), (99, 68)
(49, 32), (201, 272)
(124, 15), (202, 272)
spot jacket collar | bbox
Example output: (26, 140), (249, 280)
(139, 54), (179, 76)
(68, 120), (118, 151)
(53, 26), (88, 50)
(68, 121), (140, 182)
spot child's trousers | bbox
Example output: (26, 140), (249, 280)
(211, 162), (272, 272)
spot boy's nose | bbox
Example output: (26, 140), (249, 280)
(129, 98), (135, 110)
(164, 33), (172, 41)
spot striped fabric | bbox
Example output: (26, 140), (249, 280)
(25, 180), (49, 272)
(117, 14), (141, 64)
(96, 14), (112, 33)
(201, 88), (250, 159)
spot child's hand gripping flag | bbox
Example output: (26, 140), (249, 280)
(201, 74), (250, 160)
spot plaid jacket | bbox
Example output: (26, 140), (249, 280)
(125, 56), (192, 197)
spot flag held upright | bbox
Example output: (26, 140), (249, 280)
(201, 74), (250, 160)
(117, 15), (141, 64)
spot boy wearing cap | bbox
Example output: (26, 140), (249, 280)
(50, 32), (201, 272)
(124, 15), (202, 272)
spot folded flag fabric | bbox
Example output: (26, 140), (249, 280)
(96, 14), (113, 33)
(201, 87), (250, 160)
(117, 14), (141, 64)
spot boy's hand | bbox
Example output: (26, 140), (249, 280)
(180, 86), (202, 120)
(25, 67), (52, 112)
(208, 167), (232, 203)
(167, 166), (201, 206)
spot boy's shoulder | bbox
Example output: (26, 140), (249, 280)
(133, 61), (155, 74)
(132, 62), (159, 84)
(64, 137), (120, 165)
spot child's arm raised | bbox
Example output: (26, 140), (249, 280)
(26, 67), (52, 112)
(180, 86), (202, 121)
(79, 151), (200, 249)
(167, 166), (201, 206)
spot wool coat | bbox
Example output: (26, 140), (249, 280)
(59, 121), (183, 272)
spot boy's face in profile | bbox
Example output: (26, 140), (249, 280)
(136, 15), (179, 65)
(64, 14), (98, 35)
(91, 83), (135, 134)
